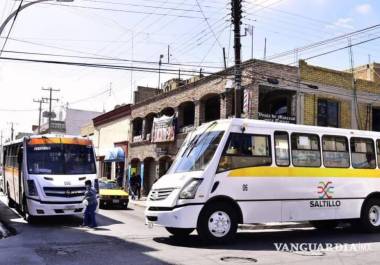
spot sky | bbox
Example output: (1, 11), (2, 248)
(0, 0), (379, 140)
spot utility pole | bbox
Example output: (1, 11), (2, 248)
(264, 37), (267, 60)
(42, 87), (60, 134)
(10, 123), (14, 141)
(232, 0), (242, 118)
(33, 98), (46, 134)
(222, 47), (227, 69)
(158, 54), (164, 89)
(167, 45), (170, 64)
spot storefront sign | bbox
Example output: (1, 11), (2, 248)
(258, 112), (296, 124)
(151, 115), (176, 143)
(155, 147), (168, 156)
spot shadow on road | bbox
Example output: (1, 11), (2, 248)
(0, 196), (170, 265)
(153, 226), (380, 251)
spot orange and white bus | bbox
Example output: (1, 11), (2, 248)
(3, 135), (97, 222)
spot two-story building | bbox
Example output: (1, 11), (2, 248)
(128, 59), (380, 195)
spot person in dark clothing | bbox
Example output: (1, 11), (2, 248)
(83, 180), (98, 228)
(116, 164), (124, 187)
(129, 173), (137, 200)
(135, 174), (142, 200)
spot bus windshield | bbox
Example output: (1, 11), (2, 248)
(169, 130), (224, 173)
(27, 144), (96, 175)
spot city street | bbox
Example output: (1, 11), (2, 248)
(0, 194), (380, 265)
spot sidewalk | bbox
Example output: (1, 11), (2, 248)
(130, 196), (311, 230)
(0, 194), (17, 238)
(129, 197), (147, 209)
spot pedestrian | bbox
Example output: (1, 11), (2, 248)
(129, 173), (137, 200)
(82, 179), (98, 228)
(116, 165), (123, 188)
(135, 174), (142, 200)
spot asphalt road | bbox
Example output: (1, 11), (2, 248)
(0, 194), (380, 265)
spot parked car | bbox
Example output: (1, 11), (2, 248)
(99, 180), (129, 209)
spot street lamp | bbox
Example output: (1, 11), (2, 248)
(0, 0), (74, 37)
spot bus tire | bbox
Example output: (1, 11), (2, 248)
(360, 198), (380, 233)
(197, 202), (238, 243)
(22, 196), (36, 224)
(309, 220), (338, 230)
(7, 183), (15, 208)
(165, 227), (194, 238)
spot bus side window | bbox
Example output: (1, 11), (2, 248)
(274, 131), (290, 166)
(322, 135), (350, 168)
(351, 137), (376, 169)
(291, 133), (321, 167)
(217, 133), (272, 172)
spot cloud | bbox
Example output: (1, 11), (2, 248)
(327, 17), (355, 30)
(355, 3), (372, 14)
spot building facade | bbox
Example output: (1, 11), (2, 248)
(128, 59), (380, 195)
(91, 104), (131, 181)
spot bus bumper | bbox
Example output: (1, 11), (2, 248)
(145, 204), (203, 228)
(27, 198), (85, 216)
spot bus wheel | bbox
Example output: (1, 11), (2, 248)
(197, 202), (238, 243)
(361, 198), (380, 233)
(165, 227), (194, 238)
(309, 220), (338, 230)
(22, 197), (35, 224)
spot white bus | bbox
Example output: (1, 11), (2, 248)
(145, 118), (380, 242)
(3, 135), (97, 222)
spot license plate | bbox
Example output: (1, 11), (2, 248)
(112, 199), (119, 203)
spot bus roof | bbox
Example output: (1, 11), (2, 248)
(215, 118), (380, 138)
(3, 134), (92, 147)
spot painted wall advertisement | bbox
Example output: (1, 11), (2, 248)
(151, 115), (176, 143)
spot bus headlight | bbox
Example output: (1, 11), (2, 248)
(179, 179), (202, 199)
(27, 180), (38, 196)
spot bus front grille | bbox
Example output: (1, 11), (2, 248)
(149, 188), (175, 201)
(44, 187), (86, 198)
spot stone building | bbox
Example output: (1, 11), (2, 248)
(128, 59), (380, 195)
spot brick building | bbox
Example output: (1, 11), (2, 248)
(128, 59), (380, 194)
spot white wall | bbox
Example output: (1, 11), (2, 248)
(94, 118), (130, 157)
(65, 108), (102, 136)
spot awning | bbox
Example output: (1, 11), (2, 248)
(104, 147), (125, 162)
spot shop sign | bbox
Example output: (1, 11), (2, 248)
(258, 112), (296, 124)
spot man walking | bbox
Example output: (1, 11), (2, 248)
(83, 179), (98, 228)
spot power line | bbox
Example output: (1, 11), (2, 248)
(195, 0), (223, 50)
(0, 0), (23, 56)
(266, 24), (380, 61)
(2, 49), (225, 69)
(0, 55), (215, 75)
(79, 0), (204, 13)
(27, 1), (207, 19)
(303, 35), (380, 61)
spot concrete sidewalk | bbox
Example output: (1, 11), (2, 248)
(0, 194), (17, 238)
(129, 197), (311, 230)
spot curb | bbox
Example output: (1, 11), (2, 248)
(239, 222), (311, 231)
